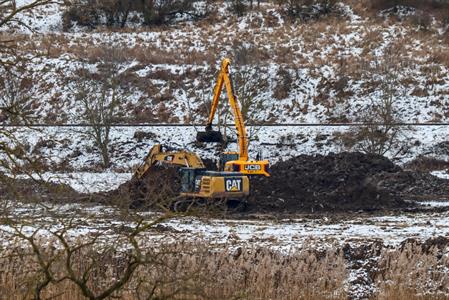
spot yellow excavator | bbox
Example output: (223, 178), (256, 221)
(134, 144), (250, 211)
(197, 58), (270, 177)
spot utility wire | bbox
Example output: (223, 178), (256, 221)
(1, 123), (449, 127)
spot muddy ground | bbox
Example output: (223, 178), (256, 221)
(248, 152), (405, 213)
(113, 152), (449, 213)
(3, 152), (449, 214)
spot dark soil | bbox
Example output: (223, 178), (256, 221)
(3, 152), (449, 214)
(248, 152), (408, 213)
(102, 166), (182, 209)
(0, 176), (81, 202)
(116, 151), (448, 213)
(375, 171), (449, 200)
(404, 155), (449, 172)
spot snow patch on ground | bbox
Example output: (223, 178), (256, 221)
(2, 200), (449, 250)
(5, 125), (449, 174)
(16, 172), (132, 193)
(431, 170), (449, 180)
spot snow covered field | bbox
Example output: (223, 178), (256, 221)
(1, 0), (449, 259)
(2, 198), (449, 250)
(3, 1), (449, 127)
(3, 198), (448, 299)
(17, 171), (133, 193)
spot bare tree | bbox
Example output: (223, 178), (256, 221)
(1, 0), (54, 69)
(63, 0), (203, 30)
(338, 51), (410, 157)
(74, 64), (125, 169)
(0, 72), (36, 124)
(0, 0), (48, 176)
(0, 0), (56, 187)
(276, 0), (336, 20)
(232, 66), (268, 143)
(0, 0), (53, 28)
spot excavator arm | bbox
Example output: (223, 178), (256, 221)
(205, 58), (248, 160)
(197, 58), (270, 177)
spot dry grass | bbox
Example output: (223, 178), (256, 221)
(375, 241), (449, 299)
(0, 239), (348, 299)
(14, 0), (449, 71)
(1, 236), (449, 299)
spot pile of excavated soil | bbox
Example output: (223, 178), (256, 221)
(0, 176), (82, 202)
(375, 171), (449, 200)
(103, 166), (182, 209)
(248, 152), (407, 213)
(99, 152), (449, 213)
(3, 152), (449, 214)
(112, 152), (415, 213)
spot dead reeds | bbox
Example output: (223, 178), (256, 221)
(1, 235), (449, 299)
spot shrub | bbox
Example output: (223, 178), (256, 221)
(370, 0), (449, 20)
(229, 0), (248, 16)
(371, 0), (449, 10)
(277, 0), (337, 21)
(273, 68), (293, 100)
(410, 11), (432, 30)
(62, 2), (101, 30)
(404, 156), (449, 172)
(62, 0), (198, 30)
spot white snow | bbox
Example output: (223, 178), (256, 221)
(431, 170), (449, 180)
(2, 200), (449, 250)
(15, 172), (132, 193)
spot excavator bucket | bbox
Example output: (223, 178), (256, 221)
(196, 129), (223, 143)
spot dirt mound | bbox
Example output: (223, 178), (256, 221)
(6, 152), (444, 214)
(103, 166), (182, 209)
(403, 156), (449, 172)
(102, 152), (423, 213)
(0, 176), (81, 202)
(248, 152), (407, 213)
(375, 171), (449, 200)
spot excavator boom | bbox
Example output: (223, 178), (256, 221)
(197, 58), (270, 177)
(135, 144), (205, 179)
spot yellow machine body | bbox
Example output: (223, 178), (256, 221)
(221, 151), (270, 177)
(135, 144), (205, 179)
(198, 58), (271, 177)
(134, 144), (249, 206)
(180, 173), (250, 199)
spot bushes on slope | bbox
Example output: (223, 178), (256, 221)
(62, 0), (197, 30)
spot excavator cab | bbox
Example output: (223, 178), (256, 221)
(218, 152), (240, 170)
(180, 167), (206, 193)
(179, 167), (249, 198)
